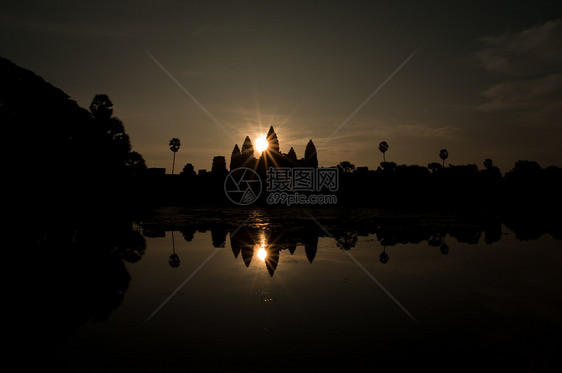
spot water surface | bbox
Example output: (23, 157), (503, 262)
(48, 207), (562, 371)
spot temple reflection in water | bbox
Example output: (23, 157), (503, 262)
(141, 210), (562, 276)
(25, 206), (562, 372)
(154, 226), (318, 277)
(227, 228), (314, 276)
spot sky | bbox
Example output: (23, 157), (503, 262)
(1, 0), (561, 172)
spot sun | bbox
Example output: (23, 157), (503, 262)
(255, 136), (269, 153)
(257, 245), (267, 261)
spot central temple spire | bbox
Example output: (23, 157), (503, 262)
(229, 128), (318, 171)
(266, 126), (280, 153)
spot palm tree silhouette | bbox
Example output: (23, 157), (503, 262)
(169, 138), (181, 174)
(378, 141), (389, 162)
(379, 246), (389, 264)
(439, 149), (448, 167)
(169, 231), (180, 268)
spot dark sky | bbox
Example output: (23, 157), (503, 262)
(1, 0), (561, 172)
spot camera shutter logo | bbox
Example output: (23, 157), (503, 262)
(224, 167), (262, 205)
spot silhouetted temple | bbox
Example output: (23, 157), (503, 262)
(230, 126), (318, 171)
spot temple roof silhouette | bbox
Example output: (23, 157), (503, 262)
(230, 126), (318, 170)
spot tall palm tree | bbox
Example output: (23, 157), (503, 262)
(378, 141), (389, 162)
(379, 247), (389, 264)
(168, 231), (180, 268)
(169, 138), (181, 174)
(439, 149), (448, 167)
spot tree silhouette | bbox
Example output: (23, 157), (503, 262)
(380, 161), (397, 172)
(509, 160), (542, 175)
(106, 117), (125, 138)
(428, 162), (442, 173)
(89, 94), (113, 120)
(337, 231), (358, 250)
(111, 125), (131, 158)
(124, 151), (147, 176)
(181, 163), (196, 177)
(169, 252), (180, 267)
(169, 231), (180, 268)
(378, 141), (389, 162)
(439, 149), (449, 167)
(338, 161), (356, 174)
(379, 247), (389, 264)
(169, 138), (181, 174)
(89, 94), (135, 173)
(481, 158), (502, 179)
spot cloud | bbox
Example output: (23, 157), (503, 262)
(476, 19), (562, 117)
(479, 73), (562, 111)
(476, 19), (562, 76)
(388, 124), (462, 141)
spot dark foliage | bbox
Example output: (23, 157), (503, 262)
(1, 57), (146, 216)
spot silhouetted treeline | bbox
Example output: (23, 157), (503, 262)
(19, 210), (146, 368)
(145, 208), (562, 251)
(138, 159), (562, 215)
(336, 160), (562, 212)
(2, 57), (147, 217)
(4, 56), (561, 215)
(142, 213), (562, 249)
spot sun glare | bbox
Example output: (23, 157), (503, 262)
(257, 245), (267, 261)
(255, 136), (269, 153)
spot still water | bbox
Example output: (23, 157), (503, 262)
(51, 207), (562, 372)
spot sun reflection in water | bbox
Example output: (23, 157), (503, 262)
(257, 245), (267, 261)
(257, 233), (268, 261)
